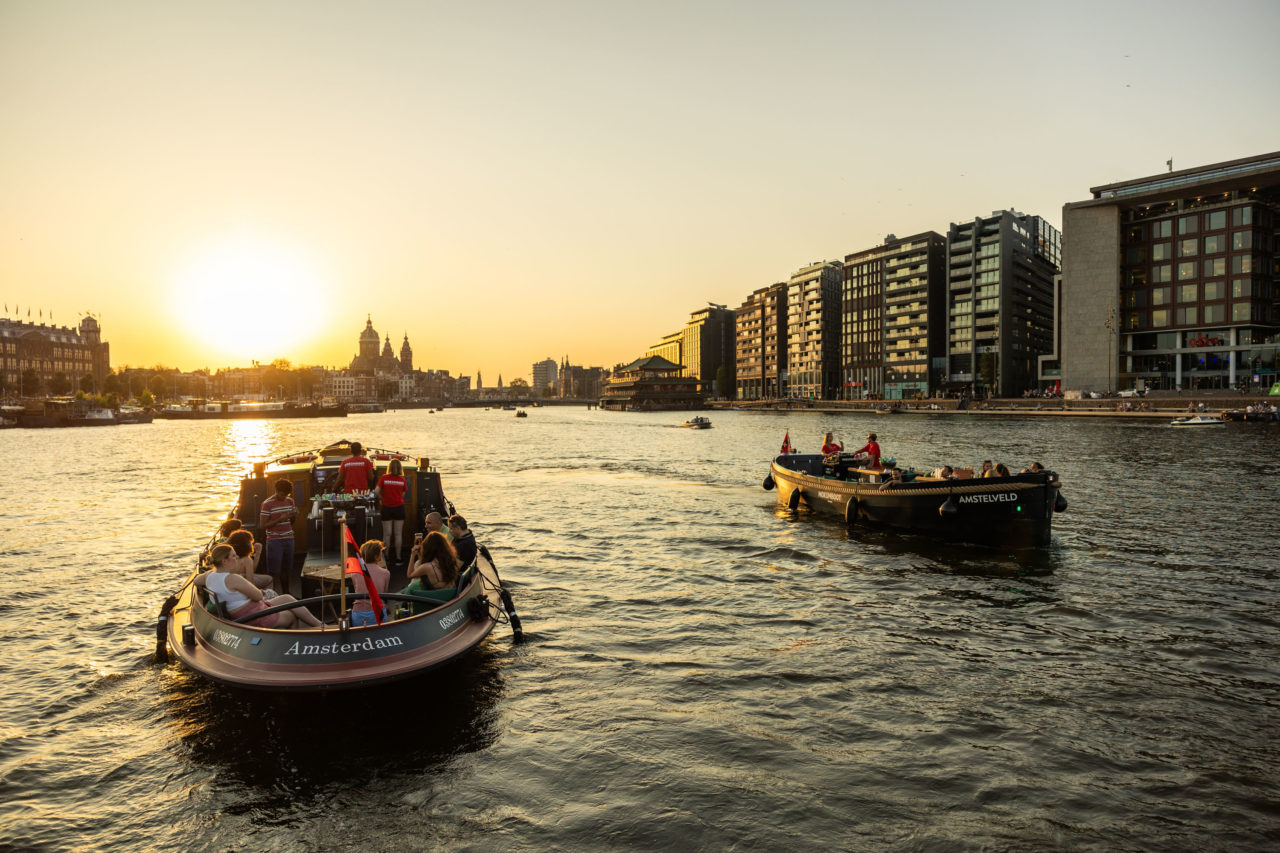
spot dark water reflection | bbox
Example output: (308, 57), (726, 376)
(1, 409), (1278, 850)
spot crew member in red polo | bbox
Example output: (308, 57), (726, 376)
(853, 433), (881, 468)
(339, 441), (375, 493)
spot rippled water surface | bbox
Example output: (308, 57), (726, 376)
(1, 408), (1278, 851)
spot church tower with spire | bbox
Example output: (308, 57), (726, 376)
(399, 334), (413, 372)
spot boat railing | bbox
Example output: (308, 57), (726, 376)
(228, 591), (466, 624)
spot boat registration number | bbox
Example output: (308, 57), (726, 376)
(439, 609), (464, 630)
(213, 629), (241, 650)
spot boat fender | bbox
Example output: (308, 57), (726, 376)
(763, 474), (775, 491)
(154, 593), (179, 663)
(844, 496), (858, 525)
(467, 597), (489, 622)
(939, 495), (958, 518)
(788, 489), (803, 511)
(1054, 491), (1068, 513)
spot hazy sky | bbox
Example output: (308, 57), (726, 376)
(3, 0), (1279, 383)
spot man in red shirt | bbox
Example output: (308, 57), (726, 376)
(339, 442), (375, 493)
(853, 432), (881, 468)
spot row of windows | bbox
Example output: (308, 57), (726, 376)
(1128, 231), (1259, 263)
(1134, 303), (1263, 329)
(1126, 206), (1254, 242)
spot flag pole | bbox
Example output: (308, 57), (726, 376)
(339, 516), (348, 620)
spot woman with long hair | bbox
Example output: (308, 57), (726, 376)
(195, 544), (322, 629)
(375, 459), (407, 565)
(407, 530), (459, 590)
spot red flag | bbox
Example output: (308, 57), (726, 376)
(343, 526), (386, 625)
(780, 431), (792, 454)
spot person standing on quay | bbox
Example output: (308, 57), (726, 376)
(259, 478), (297, 594)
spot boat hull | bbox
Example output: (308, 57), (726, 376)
(165, 558), (503, 691)
(769, 455), (1058, 549)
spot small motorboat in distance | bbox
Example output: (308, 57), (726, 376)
(764, 453), (1066, 549)
(682, 416), (712, 429)
(1170, 414), (1226, 427)
(515, 410), (528, 418)
(157, 440), (523, 691)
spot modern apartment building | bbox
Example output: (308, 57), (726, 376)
(762, 283), (788, 398)
(682, 305), (736, 397)
(1061, 151), (1280, 392)
(735, 287), (767, 400)
(841, 232), (946, 399)
(532, 357), (558, 393)
(645, 330), (684, 367)
(786, 261), (842, 399)
(945, 211), (1060, 397)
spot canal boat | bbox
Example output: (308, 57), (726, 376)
(763, 453), (1066, 549)
(682, 416), (712, 429)
(155, 399), (348, 420)
(69, 407), (118, 427)
(157, 440), (523, 691)
(1170, 415), (1226, 427)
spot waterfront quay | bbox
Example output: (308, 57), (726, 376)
(714, 390), (1276, 420)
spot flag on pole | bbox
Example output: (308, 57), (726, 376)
(780, 431), (792, 454)
(343, 525), (386, 625)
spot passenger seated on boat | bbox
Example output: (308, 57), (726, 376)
(1020, 462), (1045, 474)
(449, 515), (478, 568)
(196, 544), (322, 629)
(401, 531), (460, 613)
(227, 529), (272, 589)
(878, 467), (905, 490)
(993, 463), (1010, 478)
(350, 540), (391, 627)
(931, 466), (956, 479)
(214, 518), (242, 545)
(979, 460), (995, 478)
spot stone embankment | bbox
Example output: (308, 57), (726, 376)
(713, 393), (1273, 420)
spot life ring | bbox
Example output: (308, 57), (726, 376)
(278, 454), (313, 465)
(372, 453), (407, 461)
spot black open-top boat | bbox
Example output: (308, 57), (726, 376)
(157, 440), (522, 691)
(764, 453), (1067, 549)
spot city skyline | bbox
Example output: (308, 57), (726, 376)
(3, 1), (1279, 383)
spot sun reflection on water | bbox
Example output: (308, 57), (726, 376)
(211, 421), (281, 495)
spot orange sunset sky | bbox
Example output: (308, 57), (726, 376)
(3, 0), (1278, 383)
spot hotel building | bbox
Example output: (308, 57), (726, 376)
(0, 314), (110, 396)
(1061, 151), (1280, 392)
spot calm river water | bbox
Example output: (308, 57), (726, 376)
(1, 407), (1277, 851)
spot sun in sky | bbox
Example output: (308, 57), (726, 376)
(170, 236), (332, 364)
